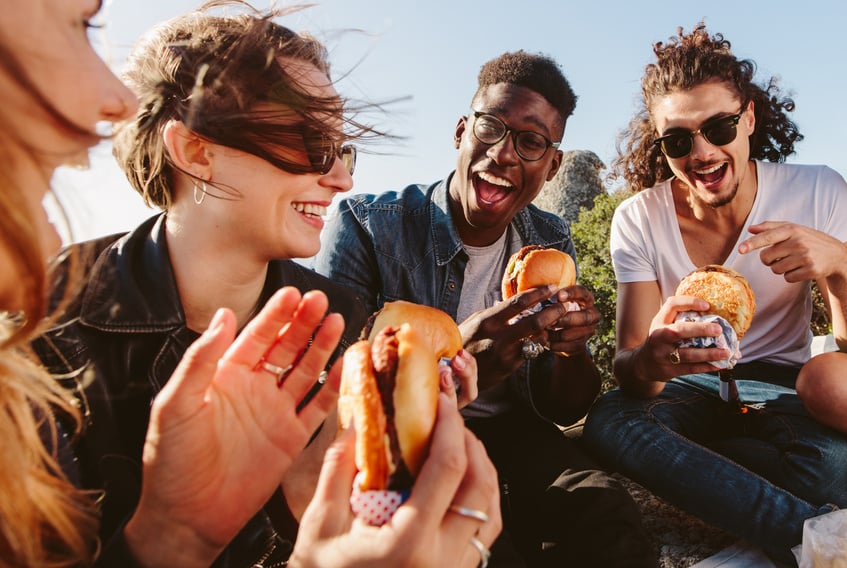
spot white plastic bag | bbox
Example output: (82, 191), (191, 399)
(792, 509), (847, 567)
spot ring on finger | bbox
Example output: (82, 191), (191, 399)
(257, 360), (293, 386)
(448, 505), (490, 523)
(520, 338), (545, 360)
(470, 536), (491, 568)
(668, 348), (681, 365)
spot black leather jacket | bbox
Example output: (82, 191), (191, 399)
(33, 214), (368, 567)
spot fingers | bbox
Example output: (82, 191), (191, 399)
(738, 221), (786, 254)
(439, 365), (459, 406)
(225, 287), (306, 366)
(448, 350), (478, 408)
(300, 428), (357, 536)
(394, 394), (467, 534)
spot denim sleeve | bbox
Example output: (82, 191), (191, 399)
(315, 199), (381, 317)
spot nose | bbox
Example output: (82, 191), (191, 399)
(99, 67), (138, 123)
(321, 154), (354, 193)
(486, 132), (519, 165)
(688, 130), (716, 159)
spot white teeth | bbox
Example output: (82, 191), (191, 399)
(694, 163), (724, 175)
(292, 203), (328, 217)
(478, 171), (512, 187)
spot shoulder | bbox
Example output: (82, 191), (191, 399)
(758, 160), (846, 188)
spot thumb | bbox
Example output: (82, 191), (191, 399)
(156, 308), (237, 409)
(310, 428), (357, 508)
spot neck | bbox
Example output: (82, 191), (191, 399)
(164, 213), (268, 333)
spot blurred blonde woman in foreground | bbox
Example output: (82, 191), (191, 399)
(1, 0), (499, 565)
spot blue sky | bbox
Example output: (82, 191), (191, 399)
(55, 0), (847, 242)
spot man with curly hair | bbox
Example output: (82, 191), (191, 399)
(582, 23), (847, 564)
(316, 50), (654, 567)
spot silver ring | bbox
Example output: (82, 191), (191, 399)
(470, 536), (491, 568)
(520, 338), (545, 360)
(668, 348), (681, 365)
(258, 360), (293, 386)
(448, 505), (490, 523)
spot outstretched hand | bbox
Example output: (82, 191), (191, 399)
(125, 287), (344, 567)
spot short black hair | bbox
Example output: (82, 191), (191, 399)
(475, 50), (577, 129)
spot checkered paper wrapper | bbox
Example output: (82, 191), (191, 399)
(350, 473), (410, 526)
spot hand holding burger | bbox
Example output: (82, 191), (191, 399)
(673, 264), (756, 370)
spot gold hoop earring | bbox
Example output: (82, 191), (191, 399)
(193, 180), (207, 205)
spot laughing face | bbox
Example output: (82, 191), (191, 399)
(651, 81), (755, 209)
(449, 83), (563, 247)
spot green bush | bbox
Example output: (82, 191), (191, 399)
(571, 190), (832, 392)
(571, 190), (627, 391)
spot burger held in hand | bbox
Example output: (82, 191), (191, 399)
(339, 303), (463, 526)
(366, 300), (463, 365)
(674, 264), (756, 370)
(501, 245), (577, 301)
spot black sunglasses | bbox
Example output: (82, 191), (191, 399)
(469, 110), (559, 162)
(308, 141), (357, 176)
(653, 108), (745, 159)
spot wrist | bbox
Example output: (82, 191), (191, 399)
(124, 506), (222, 568)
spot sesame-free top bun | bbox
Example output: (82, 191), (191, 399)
(367, 300), (463, 360)
(675, 264), (756, 338)
(501, 245), (577, 300)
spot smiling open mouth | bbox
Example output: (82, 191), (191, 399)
(692, 162), (728, 186)
(292, 202), (327, 219)
(474, 171), (513, 205)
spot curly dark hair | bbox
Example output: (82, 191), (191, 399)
(114, 0), (384, 209)
(474, 50), (577, 139)
(612, 22), (803, 192)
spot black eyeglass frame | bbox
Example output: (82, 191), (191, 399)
(308, 142), (357, 176)
(653, 107), (746, 159)
(469, 110), (560, 162)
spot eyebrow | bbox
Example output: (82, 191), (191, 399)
(659, 109), (738, 135)
(483, 106), (554, 138)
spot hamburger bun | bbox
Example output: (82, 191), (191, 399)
(366, 300), (462, 360)
(501, 245), (577, 300)
(675, 264), (756, 338)
(338, 323), (439, 491)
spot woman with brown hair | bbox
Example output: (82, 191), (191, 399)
(24, 1), (494, 566)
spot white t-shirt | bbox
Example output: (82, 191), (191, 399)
(610, 160), (847, 366)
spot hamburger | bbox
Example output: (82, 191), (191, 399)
(674, 264), (756, 338)
(365, 300), (463, 361)
(338, 324), (439, 516)
(501, 245), (577, 300)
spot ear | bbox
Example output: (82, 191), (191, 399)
(162, 120), (213, 180)
(453, 116), (467, 149)
(545, 149), (564, 182)
(743, 100), (756, 135)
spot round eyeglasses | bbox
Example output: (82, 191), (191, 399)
(308, 141), (357, 176)
(469, 110), (559, 161)
(653, 109), (745, 159)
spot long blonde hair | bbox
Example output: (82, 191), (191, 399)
(0, 36), (99, 568)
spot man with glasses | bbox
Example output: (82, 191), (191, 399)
(315, 50), (654, 567)
(582, 23), (847, 564)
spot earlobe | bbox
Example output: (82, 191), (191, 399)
(162, 120), (212, 179)
(546, 150), (564, 182)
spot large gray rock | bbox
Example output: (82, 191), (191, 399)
(533, 150), (605, 223)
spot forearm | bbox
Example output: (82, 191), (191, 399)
(613, 346), (665, 399)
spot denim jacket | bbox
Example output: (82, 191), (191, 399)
(33, 214), (367, 567)
(315, 173), (577, 420)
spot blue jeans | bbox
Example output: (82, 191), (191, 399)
(582, 373), (847, 563)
